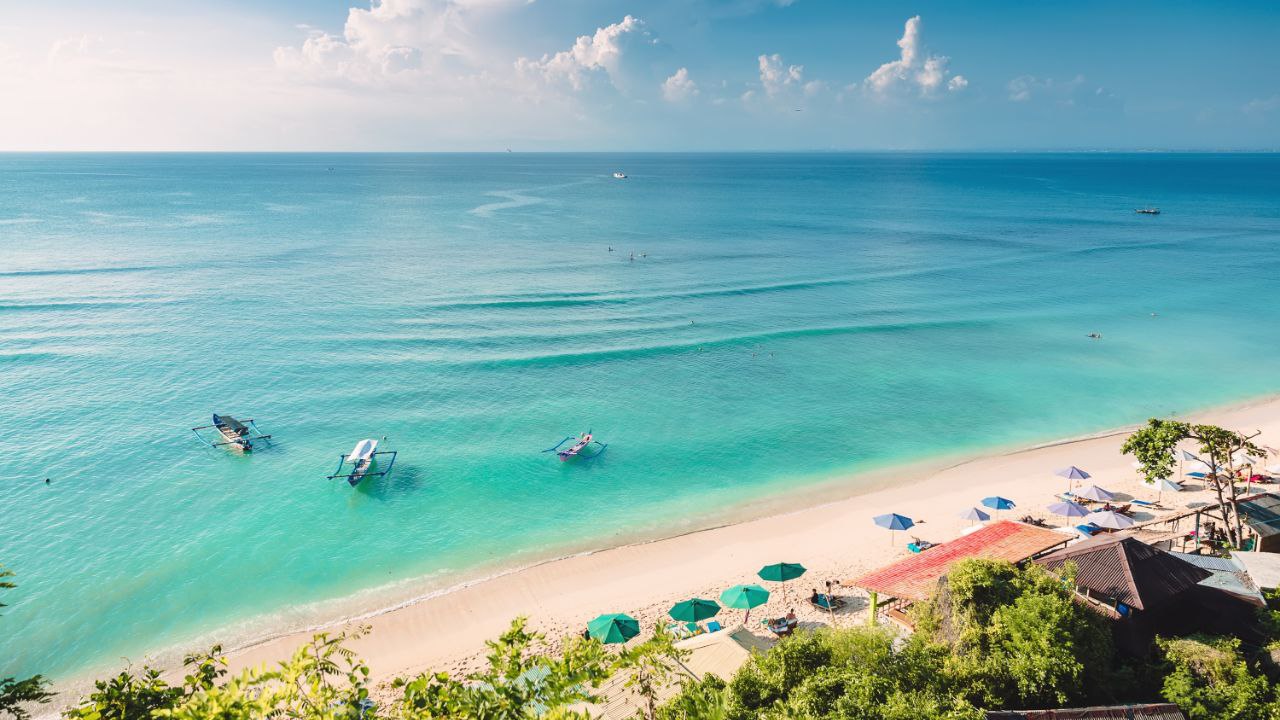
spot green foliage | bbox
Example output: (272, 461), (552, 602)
(912, 559), (1114, 709)
(616, 628), (689, 720)
(393, 617), (611, 719)
(654, 674), (727, 720)
(158, 629), (371, 720)
(712, 626), (982, 720)
(1158, 636), (1278, 720)
(1, 566), (53, 720)
(66, 647), (225, 720)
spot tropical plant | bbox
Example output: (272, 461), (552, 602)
(616, 628), (689, 720)
(158, 629), (371, 720)
(1123, 419), (1264, 548)
(393, 617), (612, 719)
(66, 646), (225, 720)
(1, 566), (54, 720)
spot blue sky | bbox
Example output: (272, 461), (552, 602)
(1, 0), (1277, 150)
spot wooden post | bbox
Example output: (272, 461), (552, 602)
(868, 591), (878, 626)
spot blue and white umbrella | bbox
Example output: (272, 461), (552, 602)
(1055, 466), (1091, 492)
(1047, 500), (1089, 519)
(873, 513), (915, 545)
(981, 496), (1016, 510)
(1075, 485), (1115, 502)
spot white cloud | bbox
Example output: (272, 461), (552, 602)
(662, 67), (697, 102)
(1007, 74), (1119, 108)
(515, 15), (646, 92)
(865, 16), (965, 97)
(1243, 95), (1280, 116)
(758, 53), (802, 96)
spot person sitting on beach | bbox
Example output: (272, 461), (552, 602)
(810, 588), (823, 604)
(785, 609), (797, 627)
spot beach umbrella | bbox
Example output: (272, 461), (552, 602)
(981, 496), (1016, 511)
(958, 507), (990, 525)
(873, 513), (914, 546)
(587, 613), (640, 644)
(669, 598), (720, 623)
(1055, 466), (1091, 492)
(1084, 510), (1135, 530)
(1075, 485), (1115, 502)
(1047, 500), (1089, 519)
(757, 563), (807, 605)
(720, 584), (770, 625)
(1158, 478), (1182, 503)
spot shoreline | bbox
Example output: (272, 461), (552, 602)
(47, 390), (1280, 705)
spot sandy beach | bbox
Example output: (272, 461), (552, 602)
(193, 394), (1280, 695)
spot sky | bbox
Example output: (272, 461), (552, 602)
(0, 0), (1277, 151)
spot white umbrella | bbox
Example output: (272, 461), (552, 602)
(1084, 510), (1135, 530)
(958, 507), (991, 525)
(1075, 485), (1115, 502)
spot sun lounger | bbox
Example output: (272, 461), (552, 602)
(1131, 499), (1162, 508)
(809, 594), (846, 611)
(1075, 523), (1101, 537)
(706, 620), (722, 633)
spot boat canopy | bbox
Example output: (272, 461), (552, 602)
(214, 414), (248, 433)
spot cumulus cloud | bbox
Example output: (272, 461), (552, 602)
(864, 16), (965, 97)
(515, 15), (647, 92)
(758, 53), (803, 96)
(662, 67), (698, 102)
(273, 0), (516, 85)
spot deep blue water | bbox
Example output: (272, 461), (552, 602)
(0, 152), (1277, 681)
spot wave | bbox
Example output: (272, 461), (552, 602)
(0, 265), (166, 279)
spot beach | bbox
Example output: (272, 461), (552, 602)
(209, 394), (1280, 694)
(5, 153), (1280, 692)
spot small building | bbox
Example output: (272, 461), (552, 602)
(1035, 534), (1264, 654)
(1169, 551), (1265, 606)
(986, 703), (1185, 719)
(848, 520), (1070, 625)
(1236, 493), (1280, 552)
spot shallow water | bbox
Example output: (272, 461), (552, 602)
(1, 152), (1278, 681)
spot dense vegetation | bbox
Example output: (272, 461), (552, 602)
(4, 559), (1275, 720)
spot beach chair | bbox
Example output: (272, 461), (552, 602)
(707, 620), (722, 633)
(666, 622), (693, 639)
(1131, 499), (1162, 509)
(1074, 523), (1101, 538)
(809, 594), (846, 611)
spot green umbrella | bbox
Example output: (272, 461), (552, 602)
(720, 584), (771, 624)
(669, 598), (721, 623)
(587, 613), (640, 644)
(757, 562), (807, 582)
(757, 562), (807, 606)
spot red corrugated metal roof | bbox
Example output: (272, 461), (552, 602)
(849, 520), (1070, 601)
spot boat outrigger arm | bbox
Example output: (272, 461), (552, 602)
(327, 438), (397, 487)
(191, 414), (272, 451)
(542, 431), (608, 461)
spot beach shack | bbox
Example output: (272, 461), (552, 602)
(847, 520), (1070, 627)
(1236, 492), (1280, 552)
(985, 703), (1186, 719)
(1035, 534), (1265, 654)
(1234, 550), (1280, 591)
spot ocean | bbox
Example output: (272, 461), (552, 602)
(1, 152), (1277, 682)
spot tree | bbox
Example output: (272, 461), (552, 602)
(1158, 636), (1277, 720)
(1, 566), (53, 720)
(912, 559), (1115, 709)
(616, 628), (689, 720)
(393, 617), (612, 719)
(1123, 419), (1264, 549)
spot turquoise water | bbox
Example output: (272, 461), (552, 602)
(1, 153), (1278, 681)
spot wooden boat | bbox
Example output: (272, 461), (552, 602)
(1135, 208), (1161, 215)
(613, 171), (627, 179)
(327, 438), (397, 486)
(192, 414), (271, 451)
(543, 432), (608, 461)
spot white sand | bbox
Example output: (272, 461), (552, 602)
(200, 394), (1280, 693)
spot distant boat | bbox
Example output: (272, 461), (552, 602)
(543, 431), (608, 462)
(613, 172), (627, 179)
(1135, 208), (1161, 215)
